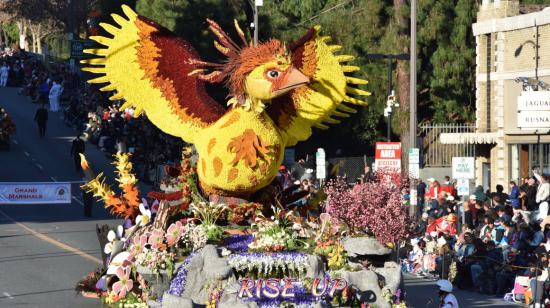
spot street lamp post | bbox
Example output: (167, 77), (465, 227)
(365, 53), (409, 141)
(409, 0), (418, 219)
(249, 0), (263, 47)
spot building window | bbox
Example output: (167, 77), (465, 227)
(509, 143), (550, 182)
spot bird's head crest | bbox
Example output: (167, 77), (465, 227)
(188, 19), (309, 102)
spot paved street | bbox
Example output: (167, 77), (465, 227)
(403, 274), (523, 307)
(0, 87), (121, 307)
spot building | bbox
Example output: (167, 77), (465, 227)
(441, 0), (550, 190)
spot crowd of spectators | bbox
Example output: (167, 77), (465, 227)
(2, 49), (185, 184)
(403, 173), (550, 304)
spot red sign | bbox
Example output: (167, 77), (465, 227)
(374, 142), (401, 172)
(375, 142), (401, 159)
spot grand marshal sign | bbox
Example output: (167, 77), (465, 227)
(518, 91), (550, 129)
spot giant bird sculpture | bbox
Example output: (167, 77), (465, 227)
(82, 5), (370, 198)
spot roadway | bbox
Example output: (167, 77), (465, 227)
(0, 87), (120, 307)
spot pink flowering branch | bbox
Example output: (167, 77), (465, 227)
(324, 170), (412, 245)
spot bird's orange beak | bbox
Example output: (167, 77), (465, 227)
(272, 67), (310, 97)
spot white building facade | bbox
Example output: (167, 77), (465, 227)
(442, 0), (550, 189)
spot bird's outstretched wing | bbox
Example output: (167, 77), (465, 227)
(266, 26), (370, 147)
(81, 5), (225, 144)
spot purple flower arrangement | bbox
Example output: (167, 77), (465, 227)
(224, 234), (253, 253)
(166, 252), (196, 297)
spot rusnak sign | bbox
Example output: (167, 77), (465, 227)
(517, 91), (550, 129)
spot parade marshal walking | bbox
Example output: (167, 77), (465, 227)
(33, 104), (48, 138)
(70, 135), (85, 173)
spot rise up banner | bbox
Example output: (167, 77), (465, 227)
(0, 182), (72, 204)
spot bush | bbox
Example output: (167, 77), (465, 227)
(324, 170), (412, 245)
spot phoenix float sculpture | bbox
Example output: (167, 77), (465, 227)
(82, 5), (370, 198)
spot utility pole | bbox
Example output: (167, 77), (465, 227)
(366, 53), (409, 141)
(409, 0), (418, 219)
(387, 55), (393, 140)
(250, 0), (263, 47)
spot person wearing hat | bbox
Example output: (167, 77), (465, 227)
(436, 279), (459, 307)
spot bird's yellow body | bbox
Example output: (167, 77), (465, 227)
(81, 5), (370, 198)
(195, 107), (284, 196)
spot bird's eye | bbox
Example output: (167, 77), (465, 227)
(267, 70), (280, 79)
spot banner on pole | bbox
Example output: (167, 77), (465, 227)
(0, 182), (72, 204)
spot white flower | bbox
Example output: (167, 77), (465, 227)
(116, 225), (125, 241)
(104, 230), (117, 254)
(221, 247), (232, 256)
(135, 203), (151, 226)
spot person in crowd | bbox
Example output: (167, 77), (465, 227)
(480, 216), (495, 243)
(491, 184), (509, 204)
(491, 218), (507, 246)
(0, 62), (9, 87)
(48, 78), (63, 112)
(70, 134), (86, 173)
(436, 279), (459, 308)
(33, 104), (48, 138)
(38, 78), (50, 105)
(474, 185), (487, 203)
(362, 165), (373, 182)
(496, 207), (511, 223)
(82, 177), (94, 217)
(534, 172), (550, 221)
(462, 200), (474, 230)
(417, 179), (426, 210)
(509, 181), (520, 209)
(426, 178), (439, 201)
(441, 176), (454, 196)
(522, 177), (538, 212)
(528, 223), (544, 249)
(418, 212), (429, 235)
(473, 200), (485, 228)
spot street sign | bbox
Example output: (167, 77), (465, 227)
(456, 178), (469, 196)
(452, 157), (475, 180)
(315, 148), (326, 180)
(70, 39), (95, 59)
(374, 142), (401, 172)
(408, 148), (420, 164)
(409, 163), (420, 179)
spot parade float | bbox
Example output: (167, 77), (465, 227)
(76, 5), (411, 307)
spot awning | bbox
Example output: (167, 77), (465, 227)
(439, 132), (500, 144)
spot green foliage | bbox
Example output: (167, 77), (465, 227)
(44, 32), (70, 59)
(2, 23), (19, 46)
(520, 0), (550, 4)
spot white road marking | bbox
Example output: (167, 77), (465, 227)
(12, 140), (18, 144)
(50, 176), (57, 182)
(2, 292), (13, 299)
(35, 164), (43, 170)
(23, 151), (30, 157)
(71, 196), (84, 206)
